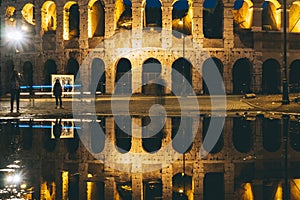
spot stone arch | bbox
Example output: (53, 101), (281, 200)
(143, 0), (162, 29)
(232, 117), (253, 153)
(172, 58), (193, 95)
(142, 58), (162, 95)
(116, 0), (132, 30)
(115, 117), (131, 153)
(172, 0), (191, 35)
(289, 1), (300, 32)
(142, 116), (163, 153)
(202, 57), (224, 95)
(63, 1), (80, 40)
(172, 117), (193, 154)
(290, 59), (300, 92)
(115, 58), (132, 94)
(202, 117), (224, 154)
(232, 58), (252, 94)
(5, 6), (17, 27)
(262, 58), (281, 94)
(90, 117), (105, 153)
(91, 58), (106, 94)
(203, 0), (223, 39)
(67, 58), (79, 78)
(88, 0), (105, 38)
(21, 3), (36, 25)
(262, 118), (281, 152)
(172, 173), (192, 199)
(262, 0), (281, 31)
(232, 0), (253, 29)
(41, 1), (57, 32)
(203, 172), (224, 200)
(22, 61), (33, 89)
(44, 59), (57, 87)
(290, 120), (300, 152)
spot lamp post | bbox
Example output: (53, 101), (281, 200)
(282, 0), (290, 104)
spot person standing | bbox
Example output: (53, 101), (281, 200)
(53, 79), (64, 109)
(10, 70), (23, 112)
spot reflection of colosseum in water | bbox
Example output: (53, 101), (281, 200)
(1, 116), (300, 199)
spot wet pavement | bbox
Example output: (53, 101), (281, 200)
(1, 93), (300, 118)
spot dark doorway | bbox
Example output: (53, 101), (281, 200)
(115, 117), (131, 153)
(232, 117), (253, 153)
(204, 172), (224, 200)
(67, 58), (79, 79)
(144, 179), (162, 200)
(69, 4), (80, 39)
(142, 116), (163, 153)
(90, 1), (105, 37)
(144, 0), (162, 28)
(68, 173), (79, 200)
(115, 58), (132, 95)
(202, 58), (224, 95)
(44, 59), (57, 90)
(172, 58), (192, 95)
(290, 60), (300, 92)
(172, 173), (192, 200)
(22, 61), (33, 92)
(232, 58), (251, 94)
(262, 59), (280, 94)
(91, 58), (106, 94)
(172, 117), (193, 153)
(202, 117), (224, 153)
(91, 117), (105, 153)
(262, 118), (281, 152)
(142, 58), (161, 95)
(203, 0), (223, 39)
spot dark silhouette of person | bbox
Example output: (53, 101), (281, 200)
(53, 79), (63, 109)
(10, 70), (23, 112)
(53, 118), (62, 139)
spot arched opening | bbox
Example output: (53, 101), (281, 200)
(232, 58), (252, 94)
(68, 173), (79, 200)
(43, 123), (56, 152)
(91, 117), (105, 153)
(290, 120), (300, 152)
(91, 58), (106, 94)
(44, 59), (57, 89)
(116, 0), (132, 30)
(41, 1), (57, 33)
(290, 60), (300, 92)
(233, 117), (253, 153)
(115, 58), (132, 94)
(172, 117), (193, 153)
(262, 118), (281, 152)
(143, 179), (162, 200)
(202, 58), (224, 95)
(143, 0), (162, 29)
(262, 0), (281, 31)
(21, 3), (36, 34)
(202, 117), (224, 153)
(23, 61), (33, 89)
(117, 181), (132, 199)
(172, 173), (192, 199)
(232, 0), (253, 30)
(142, 58), (161, 95)
(262, 59), (281, 94)
(63, 2), (80, 40)
(289, 1), (300, 32)
(172, 58), (192, 95)
(203, 0), (223, 39)
(5, 6), (16, 27)
(115, 117), (131, 153)
(66, 129), (79, 153)
(88, 0), (105, 38)
(204, 172), (224, 200)
(67, 58), (79, 79)
(172, 0), (191, 35)
(142, 116), (163, 153)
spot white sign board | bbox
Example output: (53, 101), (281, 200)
(51, 74), (74, 97)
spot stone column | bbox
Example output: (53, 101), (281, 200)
(223, 3), (234, 49)
(224, 163), (234, 200)
(161, 3), (172, 49)
(132, 173), (143, 200)
(105, 4), (115, 39)
(252, 6), (262, 50)
(192, 2), (204, 45)
(131, 2), (143, 49)
(78, 163), (88, 200)
(162, 165), (172, 199)
(55, 4), (64, 52)
(78, 2), (89, 49)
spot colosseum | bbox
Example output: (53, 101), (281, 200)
(1, 0), (300, 199)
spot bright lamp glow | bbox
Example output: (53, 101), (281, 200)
(13, 174), (21, 183)
(5, 28), (24, 42)
(6, 175), (13, 182)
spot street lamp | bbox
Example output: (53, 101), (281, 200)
(282, 0), (290, 104)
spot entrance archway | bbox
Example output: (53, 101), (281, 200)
(91, 58), (106, 94)
(262, 59), (280, 94)
(67, 58), (79, 78)
(142, 58), (161, 95)
(115, 58), (132, 94)
(232, 58), (251, 94)
(44, 59), (57, 90)
(23, 61), (33, 91)
(290, 60), (300, 92)
(202, 58), (224, 95)
(172, 58), (192, 95)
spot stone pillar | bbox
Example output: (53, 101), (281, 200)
(131, 2), (142, 50)
(161, 3), (172, 49)
(162, 165), (172, 199)
(105, 4), (115, 39)
(78, 163), (88, 200)
(56, 4), (64, 52)
(252, 6), (262, 32)
(79, 3), (89, 49)
(104, 166), (116, 199)
(224, 163), (234, 200)
(132, 173), (143, 200)
(194, 161), (204, 200)
(223, 3), (234, 49)
(193, 2), (204, 44)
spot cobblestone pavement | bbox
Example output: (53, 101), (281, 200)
(1, 94), (299, 118)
